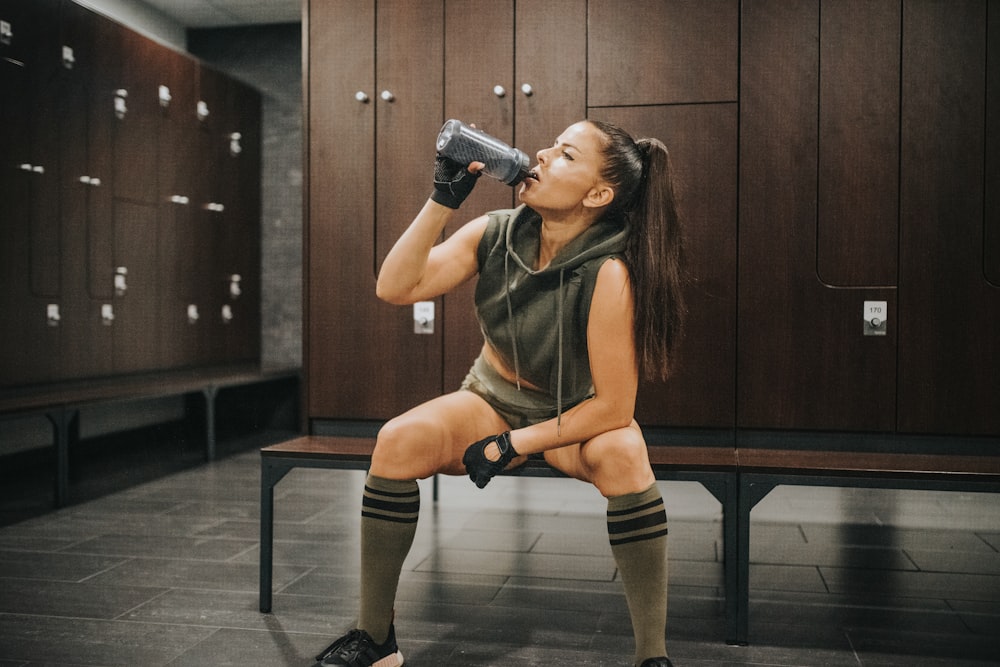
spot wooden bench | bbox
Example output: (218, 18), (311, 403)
(259, 434), (1000, 646)
(258, 435), (740, 640)
(1, 363), (300, 507)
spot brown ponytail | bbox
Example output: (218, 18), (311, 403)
(589, 121), (686, 381)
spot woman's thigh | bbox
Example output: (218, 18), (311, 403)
(370, 390), (513, 480)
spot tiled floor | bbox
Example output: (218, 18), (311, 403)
(1, 438), (999, 666)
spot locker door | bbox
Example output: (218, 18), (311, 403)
(307, 0), (444, 420)
(59, 0), (114, 378)
(897, 0), (999, 436)
(737, 0), (897, 432)
(0, 0), (63, 386)
(211, 74), (261, 364)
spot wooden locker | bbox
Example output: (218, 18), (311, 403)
(737, 0), (897, 432)
(897, 0), (999, 435)
(0, 0), (63, 386)
(307, 0), (444, 421)
(587, 0), (738, 107)
(206, 68), (261, 364)
(58, 0), (115, 379)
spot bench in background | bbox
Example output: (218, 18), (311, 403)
(0, 363), (300, 507)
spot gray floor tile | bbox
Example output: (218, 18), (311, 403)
(2, 440), (999, 665)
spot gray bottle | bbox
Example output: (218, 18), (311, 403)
(435, 119), (530, 186)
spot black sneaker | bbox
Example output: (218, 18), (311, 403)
(639, 659), (674, 667)
(312, 625), (404, 666)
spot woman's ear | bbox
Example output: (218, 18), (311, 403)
(584, 184), (615, 209)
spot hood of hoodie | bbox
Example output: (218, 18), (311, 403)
(474, 205), (628, 432)
(503, 206), (629, 277)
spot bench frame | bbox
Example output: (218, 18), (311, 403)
(259, 434), (1000, 646)
(260, 436), (740, 640)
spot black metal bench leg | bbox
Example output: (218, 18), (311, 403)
(202, 386), (219, 462)
(721, 472), (739, 645)
(46, 407), (79, 508)
(260, 457), (293, 613)
(736, 475), (779, 645)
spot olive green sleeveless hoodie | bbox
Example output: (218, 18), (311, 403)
(474, 205), (629, 428)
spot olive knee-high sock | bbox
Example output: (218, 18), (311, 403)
(607, 483), (669, 665)
(358, 474), (420, 644)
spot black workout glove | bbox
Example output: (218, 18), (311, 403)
(463, 431), (518, 489)
(430, 154), (480, 209)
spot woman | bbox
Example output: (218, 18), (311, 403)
(313, 119), (685, 667)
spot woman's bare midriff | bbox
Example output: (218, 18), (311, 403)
(480, 343), (546, 393)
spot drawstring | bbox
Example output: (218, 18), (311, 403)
(556, 268), (564, 436)
(504, 252), (565, 435)
(503, 251), (521, 391)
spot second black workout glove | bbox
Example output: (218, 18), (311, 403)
(430, 155), (480, 209)
(463, 431), (518, 489)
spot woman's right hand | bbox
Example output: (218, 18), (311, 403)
(430, 156), (484, 209)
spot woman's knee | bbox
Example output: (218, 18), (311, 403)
(581, 426), (654, 496)
(371, 414), (443, 479)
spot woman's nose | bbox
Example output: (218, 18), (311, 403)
(536, 147), (549, 164)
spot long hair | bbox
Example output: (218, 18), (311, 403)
(589, 120), (686, 382)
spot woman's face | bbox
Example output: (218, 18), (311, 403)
(518, 121), (611, 214)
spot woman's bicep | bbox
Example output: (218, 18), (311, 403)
(403, 215), (488, 302)
(587, 259), (639, 413)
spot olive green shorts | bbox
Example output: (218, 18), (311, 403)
(459, 354), (586, 430)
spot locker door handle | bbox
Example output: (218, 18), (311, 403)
(355, 91), (370, 103)
(62, 45), (75, 69)
(204, 202), (225, 213)
(229, 132), (242, 156)
(169, 195), (190, 205)
(1, 21), (12, 46)
(159, 85), (172, 107)
(47, 304), (61, 327)
(520, 83), (534, 97)
(79, 175), (102, 186)
(115, 267), (128, 296)
(197, 100), (210, 121)
(114, 89), (128, 119)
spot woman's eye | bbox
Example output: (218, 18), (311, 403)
(562, 151), (574, 161)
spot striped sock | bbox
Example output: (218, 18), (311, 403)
(607, 483), (669, 664)
(358, 475), (420, 644)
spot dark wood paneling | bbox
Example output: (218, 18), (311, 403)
(587, 0), (738, 107)
(514, 0), (587, 156)
(817, 0), (899, 287)
(987, 0), (1000, 286)
(213, 76), (262, 364)
(590, 105), (738, 429)
(59, 0), (114, 379)
(113, 201), (161, 373)
(307, 0), (376, 418)
(113, 29), (159, 204)
(738, 0), (896, 432)
(308, 0), (444, 420)
(897, 0), (998, 435)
